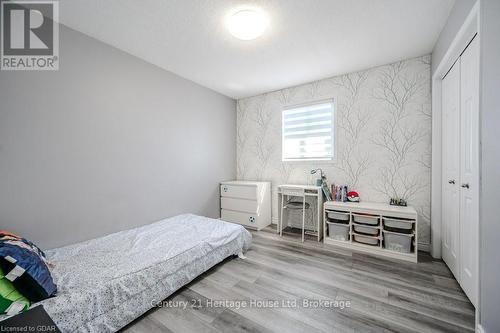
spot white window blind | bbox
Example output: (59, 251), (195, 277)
(282, 101), (334, 161)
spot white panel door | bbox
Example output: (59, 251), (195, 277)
(459, 36), (479, 307)
(441, 60), (461, 279)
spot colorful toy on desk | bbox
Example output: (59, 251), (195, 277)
(347, 191), (360, 202)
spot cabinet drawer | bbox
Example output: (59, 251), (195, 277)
(221, 197), (258, 214)
(352, 213), (380, 226)
(221, 209), (257, 227)
(220, 184), (257, 200)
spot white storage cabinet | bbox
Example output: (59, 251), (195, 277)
(324, 201), (418, 263)
(220, 181), (271, 230)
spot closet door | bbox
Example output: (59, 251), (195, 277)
(459, 36), (479, 307)
(441, 61), (461, 279)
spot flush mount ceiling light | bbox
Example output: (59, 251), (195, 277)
(226, 9), (269, 40)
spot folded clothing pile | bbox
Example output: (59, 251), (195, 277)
(0, 231), (57, 316)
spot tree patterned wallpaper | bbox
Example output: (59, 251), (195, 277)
(236, 55), (432, 246)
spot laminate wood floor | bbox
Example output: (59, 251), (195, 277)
(121, 227), (475, 333)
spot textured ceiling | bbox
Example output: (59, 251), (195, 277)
(59, 0), (455, 99)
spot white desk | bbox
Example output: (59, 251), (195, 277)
(277, 184), (324, 242)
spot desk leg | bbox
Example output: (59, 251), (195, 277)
(277, 193), (281, 234)
(279, 193), (284, 236)
(317, 193), (322, 242)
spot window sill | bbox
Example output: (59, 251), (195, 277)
(282, 158), (336, 164)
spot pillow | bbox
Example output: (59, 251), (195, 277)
(0, 231), (21, 239)
(0, 266), (30, 315)
(0, 233), (57, 302)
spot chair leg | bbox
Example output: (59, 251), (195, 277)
(301, 197), (305, 242)
(311, 205), (315, 233)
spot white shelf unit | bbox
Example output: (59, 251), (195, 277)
(220, 180), (271, 230)
(323, 201), (418, 263)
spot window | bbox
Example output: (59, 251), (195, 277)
(282, 100), (334, 161)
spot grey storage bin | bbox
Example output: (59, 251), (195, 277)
(383, 217), (414, 230)
(353, 224), (379, 236)
(327, 222), (349, 241)
(353, 234), (379, 246)
(352, 214), (379, 226)
(383, 231), (413, 253)
(326, 211), (350, 224)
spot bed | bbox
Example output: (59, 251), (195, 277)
(35, 214), (252, 332)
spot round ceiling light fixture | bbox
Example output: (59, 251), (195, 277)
(226, 8), (269, 40)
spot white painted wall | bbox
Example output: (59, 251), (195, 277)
(479, 0), (500, 331)
(0, 25), (236, 249)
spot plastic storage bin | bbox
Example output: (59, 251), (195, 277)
(326, 211), (350, 224)
(383, 217), (414, 234)
(327, 222), (349, 241)
(353, 234), (379, 246)
(383, 231), (413, 253)
(353, 224), (379, 236)
(352, 214), (379, 226)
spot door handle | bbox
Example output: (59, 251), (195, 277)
(461, 183), (470, 189)
(448, 180), (455, 184)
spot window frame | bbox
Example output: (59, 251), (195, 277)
(281, 98), (337, 163)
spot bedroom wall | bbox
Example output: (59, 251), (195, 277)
(237, 55), (432, 246)
(479, 0), (500, 331)
(0, 25), (236, 249)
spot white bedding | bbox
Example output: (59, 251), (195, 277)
(37, 214), (252, 332)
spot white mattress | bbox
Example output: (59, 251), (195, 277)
(37, 214), (252, 332)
